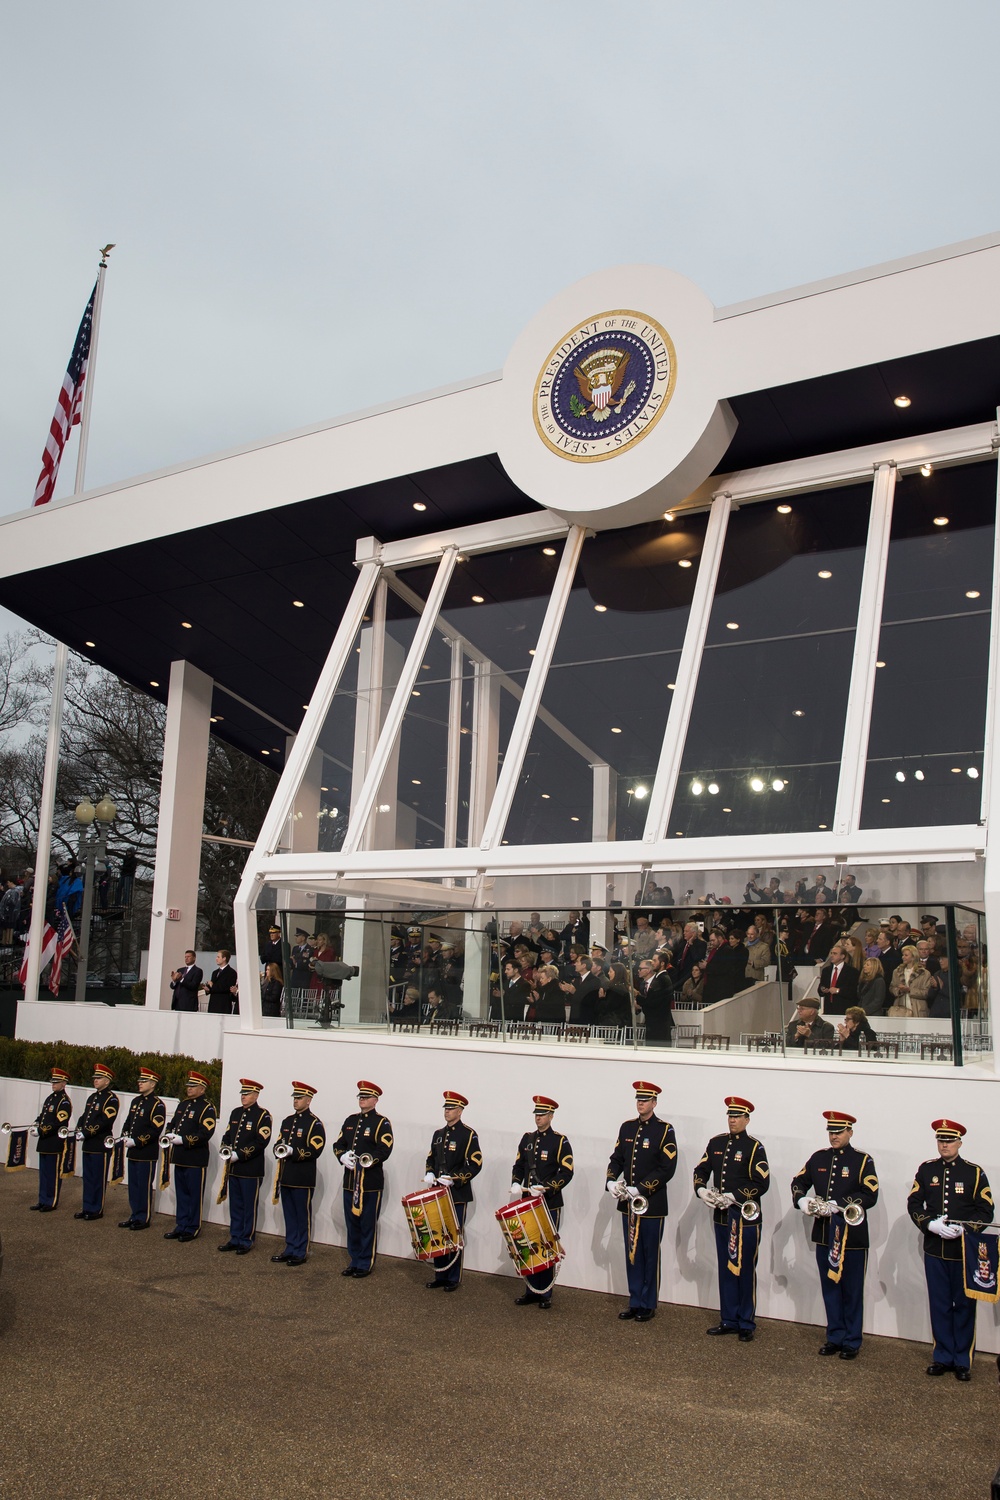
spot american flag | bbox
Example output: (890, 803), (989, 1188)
(18, 906), (76, 993)
(32, 285), (97, 507)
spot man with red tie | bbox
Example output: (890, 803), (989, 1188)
(674, 922), (706, 986)
(818, 943), (859, 1016)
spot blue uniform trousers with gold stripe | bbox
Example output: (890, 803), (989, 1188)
(173, 1165), (206, 1236)
(37, 1152), (64, 1209)
(126, 1160), (155, 1226)
(623, 1214), (664, 1312)
(81, 1151), (110, 1215)
(816, 1245), (867, 1351)
(280, 1185), (313, 1259)
(433, 1201), (467, 1286)
(925, 1254), (977, 1371)
(715, 1219), (760, 1332)
(228, 1176), (262, 1250)
(523, 1206), (561, 1300)
(344, 1188), (381, 1272)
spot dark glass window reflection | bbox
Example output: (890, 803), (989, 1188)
(860, 459), (996, 829)
(669, 483), (873, 838)
(503, 515), (707, 844)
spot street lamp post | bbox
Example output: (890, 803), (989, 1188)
(73, 795), (117, 1004)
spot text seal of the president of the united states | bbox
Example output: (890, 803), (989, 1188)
(532, 310), (677, 463)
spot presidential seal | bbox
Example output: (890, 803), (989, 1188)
(533, 310), (676, 463)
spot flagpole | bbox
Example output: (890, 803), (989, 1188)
(23, 246), (115, 1004)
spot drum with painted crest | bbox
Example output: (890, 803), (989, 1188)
(401, 1183), (463, 1262)
(495, 1193), (564, 1279)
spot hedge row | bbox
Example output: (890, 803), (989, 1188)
(0, 1038), (222, 1100)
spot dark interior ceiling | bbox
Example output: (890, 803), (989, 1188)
(1, 332), (997, 774)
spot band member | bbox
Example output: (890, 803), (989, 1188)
(271, 1082), (326, 1267)
(424, 1090), (482, 1291)
(117, 1066), (166, 1230)
(791, 1110), (879, 1360)
(693, 1096), (770, 1342)
(333, 1080), (394, 1278)
(162, 1070), (217, 1242)
(606, 1081), (677, 1323)
(217, 1078), (272, 1254)
(510, 1094), (574, 1308)
(73, 1063), (119, 1220)
(32, 1066), (73, 1212)
(907, 1119), (994, 1381)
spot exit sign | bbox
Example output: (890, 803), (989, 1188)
(167, 908), (181, 921)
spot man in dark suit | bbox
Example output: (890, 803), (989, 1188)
(875, 930), (902, 986)
(170, 950), (203, 1011)
(637, 957), (674, 1046)
(818, 943), (859, 1016)
(204, 949), (239, 1013)
(674, 922), (707, 985)
(801, 911), (839, 964)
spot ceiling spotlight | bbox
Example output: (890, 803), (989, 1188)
(210, 716), (219, 723)
(876, 660), (886, 668)
(793, 709), (805, 717)
(471, 595), (484, 603)
(722, 806), (731, 812)
(894, 395), (911, 408)
(411, 690), (421, 697)
(818, 824), (828, 829)
(726, 622), (739, 631)
(708, 782), (719, 795)
(895, 771), (906, 782)
(771, 778), (784, 792)
(181, 621), (192, 629)
(968, 767), (980, 779)
(913, 769), (925, 781)
(749, 777), (765, 793)
(594, 604), (607, 612)
(691, 779), (704, 795)
(776, 504), (792, 514)
(150, 680), (159, 688)
(663, 511), (675, 521)
(570, 815), (580, 822)
(261, 750), (270, 755)
(882, 799), (890, 804)
(411, 779), (421, 785)
(951, 768), (962, 774)
(321, 786), (329, 792)
(611, 726), (622, 734)
(528, 648), (536, 655)
(634, 785), (649, 799)
(413, 501), (427, 511)
(302, 704), (309, 710)
(920, 463), (933, 477)
(933, 516), (949, 527)
(966, 590), (981, 599)
(541, 793), (550, 799)
(817, 570), (832, 579)
(292, 599), (305, 608)
(675, 831), (684, 837)
(667, 682), (676, 690)
(542, 546), (557, 556)
(678, 559), (693, 568)
(85, 640), (96, 648)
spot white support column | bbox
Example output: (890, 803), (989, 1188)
(479, 525), (585, 852)
(642, 495), (731, 845)
(444, 639), (464, 849)
(468, 662), (500, 846)
(589, 761), (617, 948)
(832, 463), (896, 835)
(979, 430), (1000, 1076)
(146, 660), (213, 1009)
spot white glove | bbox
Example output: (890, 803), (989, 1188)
(797, 1197), (815, 1214)
(423, 1171), (436, 1185)
(510, 1183), (523, 1197)
(28, 1125), (39, 1136)
(696, 1186), (712, 1202)
(341, 1150), (357, 1169)
(606, 1178), (620, 1195)
(942, 1222), (964, 1239)
(719, 1192), (737, 1209)
(123, 1136), (135, 1148)
(824, 1200), (841, 1216)
(529, 1183), (545, 1198)
(438, 1175), (454, 1187)
(929, 1215), (962, 1239)
(167, 1132), (182, 1145)
(625, 1184), (641, 1201)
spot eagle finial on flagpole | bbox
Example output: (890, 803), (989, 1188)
(99, 243), (116, 267)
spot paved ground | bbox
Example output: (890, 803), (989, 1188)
(0, 1170), (997, 1500)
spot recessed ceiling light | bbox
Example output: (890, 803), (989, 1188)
(966, 590), (981, 599)
(611, 726), (622, 733)
(749, 777), (765, 792)
(594, 604), (607, 612)
(771, 778), (784, 792)
(722, 806), (731, 812)
(411, 690), (421, 697)
(691, 779), (704, 795)
(895, 771), (906, 782)
(776, 504), (792, 514)
(411, 779), (421, 785)
(292, 600), (305, 608)
(914, 769), (924, 781)
(667, 682), (676, 690)
(818, 823), (828, 829)
(817, 570), (832, 579)
(876, 660), (886, 668)
(472, 595), (484, 603)
(320, 786), (329, 792)
(726, 622), (739, 630)
(85, 640), (96, 648)
(678, 559), (693, 569)
(951, 767), (961, 774)
(882, 799), (890, 804)
(541, 793), (550, 799)
(968, 767), (980, 778)
(663, 511), (675, 521)
(920, 463), (933, 477)
(181, 621), (192, 629)
(634, 785), (648, 799)
(542, 546), (557, 556)
(933, 517), (949, 527)
(210, 716), (219, 723)
(302, 704), (309, 710)
(528, 648), (536, 655)
(894, 395), (911, 408)
(570, 815), (580, 822)
(261, 750), (270, 755)
(708, 783), (719, 795)
(214, 715), (223, 721)
(793, 709), (804, 717)
(413, 501), (427, 511)
(150, 680), (159, 688)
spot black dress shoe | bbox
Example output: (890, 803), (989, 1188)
(818, 1342), (842, 1356)
(164, 1230), (183, 1240)
(217, 1242), (238, 1252)
(29, 1203), (42, 1211)
(441, 1282), (459, 1292)
(537, 1298), (552, 1309)
(37, 1205), (56, 1213)
(838, 1348), (859, 1361)
(635, 1310), (656, 1322)
(618, 1307), (639, 1320)
(706, 1323), (737, 1336)
(926, 1362), (952, 1376)
(352, 1269), (372, 1278)
(118, 1220), (135, 1229)
(235, 1246), (251, 1256)
(130, 1222), (150, 1231)
(74, 1211), (102, 1220)
(341, 1266), (359, 1277)
(271, 1253), (291, 1263)
(425, 1279), (446, 1289)
(285, 1256), (307, 1267)
(175, 1232), (195, 1243)
(515, 1293), (536, 1305)
(738, 1331), (754, 1343)
(954, 1368), (972, 1382)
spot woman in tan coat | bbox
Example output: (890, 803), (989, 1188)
(888, 945), (934, 1017)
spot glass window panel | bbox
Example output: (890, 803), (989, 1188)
(668, 482), (873, 838)
(860, 458), (996, 828)
(503, 515), (708, 844)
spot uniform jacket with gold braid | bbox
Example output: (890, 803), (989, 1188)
(512, 1126), (574, 1210)
(607, 1114), (678, 1219)
(122, 1093), (167, 1161)
(791, 1143), (879, 1248)
(426, 1120), (482, 1205)
(165, 1096), (217, 1168)
(333, 1111), (393, 1191)
(221, 1103), (272, 1179)
(907, 1155), (994, 1261)
(276, 1110), (326, 1187)
(77, 1088), (120, 1154)
(693, 1131), (770, 1226)
(35, 1089), (72, 1155)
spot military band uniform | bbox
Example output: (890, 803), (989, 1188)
(75, 1071), (120, 1219)
(120, 1089), (167, 1228)
(790, 1114), (879, 1356)
(33, 1074), (72, 1211)
(511, 1111), (573, 1303)
(219, 1089), (272, 1252)
(273, 1090), (326, 1264)
(693, 1098), (770, 1337)
(907, 1121), (994, 1377)
(164, 1091), (217, 1239)
(333, 1086), (393, 1276)
(607, 1084), (678, 1319)
(426, 1109), (482, 1287)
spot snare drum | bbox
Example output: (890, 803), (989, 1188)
(401, 1183), (463, 1262)
(495, 1194), (564, 1278)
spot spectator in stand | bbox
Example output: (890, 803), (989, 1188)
(818, 942), (859, 1016)
(261, 962), (283, 1017)
(674, 921), (706, 984)
(559, 909), (589, 957)
(55, 862), (84, 920)
(837, 1006), (878, 1051)
(203, 949), (239, 1014)
(919, 914), (944, 940)
(425, 986), (461, 1023)
(636, 957), (674, 1046)
(808, 874), (832, 903)
(785, 997), (835, 1048)
(600, 962), (633, 1028)
(260, 924), (283, 968)
(531, 965), (567, 1023)
(875, 928), (902, 987)
(837, 873), (863, 903)
(680, 962), (705, 1005)
(703, 929), (749, 1006)
(888, 946), (934, 1018)
(394, 985), (425, 1023)
(893, 919), (917, 951)
(863, 927), (882, 959)
(857, 957), (887, 1016)
(799, 909), (839, 964)
(927, 957), (953, 1019)
(842, 936), (865, 972)
(0, 878), (20, 946)
(915, 939), (940, 975)
(170, 951), (203, 1012)
(631, 915), (658, 960)
(744, 924), (772, 985)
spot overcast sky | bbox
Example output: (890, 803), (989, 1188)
(2, 3), (998, 558)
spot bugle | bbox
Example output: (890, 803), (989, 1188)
(1, 1121), (37, 1136)
(803, 1196), (864, 1225)
(274, 1140), (293, 1159)
(219, 1145), (236, 1161)
(356, 1152), (375, 1169)
(610, 1178), (648, 1215)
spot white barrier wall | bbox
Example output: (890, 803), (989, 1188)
(0, 1078), (180, 1175)
(15, 1000), (226, 1060)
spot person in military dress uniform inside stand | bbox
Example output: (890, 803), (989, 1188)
(117, 1066), (166, 1230)
(908, 1118), (994, 1381)
(693, 1096), (770, 1342)
(606, 1081), (678, 1323)
(32, 1066), (73, 1212)
(271, 1082), (326, 1267)
(334, 1080), (394, 1278)
(217, 1078), (272, 1255)
(74, 1062), (120, 1220)
(424, 1090), (482, 1292)
(510, 1094), (574, 1309)
(162, 1070), (217, 1242)
(790, 1109), (880, 1360)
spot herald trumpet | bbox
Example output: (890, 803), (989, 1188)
(1, 1121), (37, 1135)
(274, 1140), (293, 1159)
(220, 1146), (236, 1161)
(740, 1199), (761, 1222)
(356, 1152), (375, 1169)
(804, 1196), (865, 1225)
(57, 1125), (75, 1139)
(703, 1185), (760, 1221)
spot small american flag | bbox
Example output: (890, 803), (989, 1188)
(18, 919), (59, 986)
(47, 906), (76, 995)
(32, 286), (96, 507)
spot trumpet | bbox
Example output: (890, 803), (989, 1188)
(220, 1145), (236, 1161)
(274, 1140), (293, 1159)
(356, 1152), (375, 1170)
(702, 1185), (761, 1221)
(1, 1121), (37, 1136)
(803, 1196), (865, 1225)
(611, 1180), (648, 1215)
(57, 1125), (75, 1139)
(105, 1133), (135, 1151)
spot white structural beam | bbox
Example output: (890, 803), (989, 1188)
(468, 662), (501, 846)
(360, 509), (569, 569)
(832, 464), (895, 835)
(980, 424), (1000, 1077)
(146, 660), (213, 1009)
(444, 639), (464, 849)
